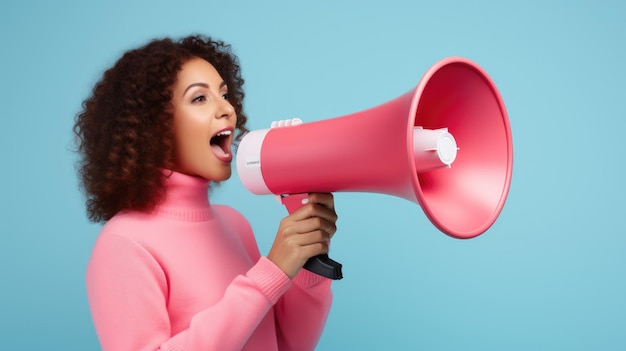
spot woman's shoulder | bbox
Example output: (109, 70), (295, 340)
(211, 204), (260, 259)
(211, 204), (247, 222)
(99, 210), (158, 238)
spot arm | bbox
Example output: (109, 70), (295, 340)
(268, 193), (337, 350)
(275, 269), (333, 351)
(86, 233), (291, 351)
(216, 208), (333, 350)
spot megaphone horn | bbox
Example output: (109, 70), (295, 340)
(237, 57), (513, 279)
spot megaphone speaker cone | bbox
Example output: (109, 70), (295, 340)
(410, 57), (513, 238)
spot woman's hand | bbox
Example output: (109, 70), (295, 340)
(267, 193), (338, 279)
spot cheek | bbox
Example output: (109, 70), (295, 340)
(173, 114), (211, 160)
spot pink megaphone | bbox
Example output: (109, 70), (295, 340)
(236, 57), (513, 280)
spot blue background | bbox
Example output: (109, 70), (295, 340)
(1, 0), (625, 350)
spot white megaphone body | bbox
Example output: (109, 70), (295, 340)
(236, 57), (513, 280)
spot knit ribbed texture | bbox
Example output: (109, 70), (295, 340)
(153, 171), (214, 221)
(247, 257), (292, 304)
(86, 170), (332, 350)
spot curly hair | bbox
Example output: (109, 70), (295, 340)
(74, 34), (248, 223)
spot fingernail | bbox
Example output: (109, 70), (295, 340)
(301, 198), (310, 205)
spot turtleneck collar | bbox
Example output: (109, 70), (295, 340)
(153, 170), (214, 222)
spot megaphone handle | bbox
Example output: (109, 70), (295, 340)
(303, 253), (343, 280)
(280, 193), (343, 280)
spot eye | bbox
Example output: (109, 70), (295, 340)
(192, 94), (206, 103)
(222, 93), (231, 100)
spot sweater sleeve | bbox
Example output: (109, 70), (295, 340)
(218, 205), (334, 350)
(86, 233), (292, 351)
(274, 268), (333, 351)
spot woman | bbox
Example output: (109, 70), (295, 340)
(74, 34), (337, 350)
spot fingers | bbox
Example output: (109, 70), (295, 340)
(300, 242), (330, 263)
(268, 225), (331, 279)
(291, 193), (338, 225)
(288, 230), (331, 263)
(284, 215), (336, 237)
(307, 192), (335, 211)
(297, 229), (331, 247)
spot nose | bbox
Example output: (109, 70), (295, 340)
(217, 97), (236, 119)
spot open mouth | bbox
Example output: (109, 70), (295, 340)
(210, 128), (233, 162)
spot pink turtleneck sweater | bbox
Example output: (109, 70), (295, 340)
(86, 171), (333, 350)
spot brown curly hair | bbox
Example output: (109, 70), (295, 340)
(74, 34), (248, 223)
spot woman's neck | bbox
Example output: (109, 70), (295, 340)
(153, 170), (213, 221)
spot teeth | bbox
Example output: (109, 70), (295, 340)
(216, 130), (232, 137)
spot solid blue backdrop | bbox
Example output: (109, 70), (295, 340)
(1, 0), (624, 349)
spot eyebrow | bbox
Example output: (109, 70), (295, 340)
(182, 81), (228, 97)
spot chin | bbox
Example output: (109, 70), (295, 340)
(207, 168), (232, 182)
(214, 174), (232, 182)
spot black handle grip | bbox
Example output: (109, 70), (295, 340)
(303, 254), (343, 280)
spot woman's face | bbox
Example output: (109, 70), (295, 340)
(170, 57), (237, 181)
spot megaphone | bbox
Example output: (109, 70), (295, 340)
(236, 57), (513, 280)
